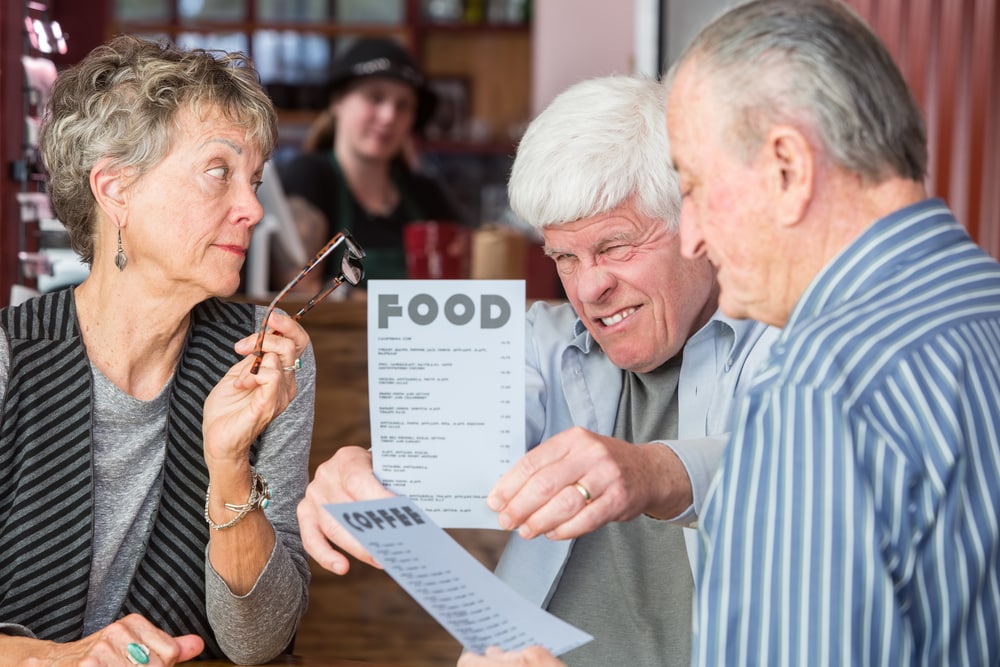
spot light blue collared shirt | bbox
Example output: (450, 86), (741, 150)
(495, 300), (777, 606)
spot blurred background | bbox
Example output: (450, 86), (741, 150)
(1, 2), (998, 665)
(4, 0), (997, 307)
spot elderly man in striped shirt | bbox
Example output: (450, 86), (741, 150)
(664, 0), (1000, 665)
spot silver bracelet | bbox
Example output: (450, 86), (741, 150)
(204, 466), (271, 531)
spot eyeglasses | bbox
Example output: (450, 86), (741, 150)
(250, 229), (366, 374)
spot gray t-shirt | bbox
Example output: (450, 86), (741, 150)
(0, 304), (314, 664)
(545, 353), (691, 667)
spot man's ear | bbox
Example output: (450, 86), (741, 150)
(767, 125), (813, 227)
(90, 159), (131, 224)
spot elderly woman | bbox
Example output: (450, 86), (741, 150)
(0, 36), (313, 664)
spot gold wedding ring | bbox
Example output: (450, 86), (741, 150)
(572, 481), (593, 504)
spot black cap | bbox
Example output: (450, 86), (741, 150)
(326, 38), (437, 132)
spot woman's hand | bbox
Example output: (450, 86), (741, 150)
(9, 614), (203, 666)
(203, 310), (309, 463)
(200, 310), (308, 594)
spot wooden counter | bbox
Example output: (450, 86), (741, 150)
(296, 298), (371, 473)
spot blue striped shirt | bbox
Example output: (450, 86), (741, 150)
(694, 199), (1000, 666)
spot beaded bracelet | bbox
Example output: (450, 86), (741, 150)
(204, 466), (271, 530)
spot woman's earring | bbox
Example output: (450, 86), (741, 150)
(115, 228), (128, 271)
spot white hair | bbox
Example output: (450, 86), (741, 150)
(508, 76), (681, 231)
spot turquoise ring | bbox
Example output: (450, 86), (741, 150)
(126, 642), (150, 665)
(283, 357), (302, 372)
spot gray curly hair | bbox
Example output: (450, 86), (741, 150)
(39, 35), (277, 265)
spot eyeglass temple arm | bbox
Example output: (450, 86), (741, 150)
(249, 233), (349, 375)
(293, 274), (347, 320)
(260, 233), (345, 317)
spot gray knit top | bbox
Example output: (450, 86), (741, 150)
(0, 304), (314, 664)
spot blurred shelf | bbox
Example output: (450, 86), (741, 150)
(419, 139), (517, 155)
(415, 21), (530, 33)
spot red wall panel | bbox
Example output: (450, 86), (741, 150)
(846, 0), (1000, 259)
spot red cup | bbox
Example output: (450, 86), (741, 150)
(403, 221), (471, 279)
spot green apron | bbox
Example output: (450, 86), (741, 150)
(330, 153), (422, 281)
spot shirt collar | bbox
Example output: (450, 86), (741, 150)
(690, 309), (758, 372)
(571, 316), (594, 353)
(785, 197), (953, 335)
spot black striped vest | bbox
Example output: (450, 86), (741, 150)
(0, 289), (257, 658)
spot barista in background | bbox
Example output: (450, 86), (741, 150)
(278, 38), (462, 290)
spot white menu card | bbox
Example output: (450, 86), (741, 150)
(367, 280), (525, 528)
(325, 497), (593, 656)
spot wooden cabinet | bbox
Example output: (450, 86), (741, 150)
(236, 2), (535, 272)
(108, 1), (532, 231)
(419, 25), (531, 148)
(106, 1), (532, 154)
(0, 1), (538, 306)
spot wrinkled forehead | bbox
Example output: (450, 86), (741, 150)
(173, 101), (268, 155)
(666, 62), (726, 165)
(184, 89), (275, 154)
(665, 59), (708, 128)
(541, 206), (674, 254)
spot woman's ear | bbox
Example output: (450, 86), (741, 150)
(90, 159), (130, 225)
(767, 125), (814, 227)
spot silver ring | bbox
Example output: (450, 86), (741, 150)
(283, 357), (302, 372)
(125, 642), (150, 665)
(572, 481), (593, 504)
